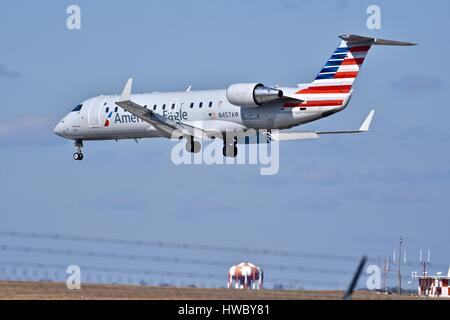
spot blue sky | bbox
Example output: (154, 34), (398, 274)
(0, 0), (449, 289)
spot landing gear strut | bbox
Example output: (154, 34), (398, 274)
(223, 136), (238, 157)
(73, 139), (84, 161)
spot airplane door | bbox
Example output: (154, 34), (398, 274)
(88, 96), (103, 128)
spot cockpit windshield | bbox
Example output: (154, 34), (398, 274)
(72, 104), (83, 112)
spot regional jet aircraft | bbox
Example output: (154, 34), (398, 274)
(54, 34), (415, 160)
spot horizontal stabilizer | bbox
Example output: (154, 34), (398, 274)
(339, 34), (417, 46)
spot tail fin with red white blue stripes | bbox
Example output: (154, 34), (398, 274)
(296, 34), (416, 96)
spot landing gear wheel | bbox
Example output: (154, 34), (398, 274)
(73, 139), (84, 161)
(223, 145), (238, 157)
(223, 135), (238, 157)
(185, 137), (201, 153)
(73, 152), (83, 161)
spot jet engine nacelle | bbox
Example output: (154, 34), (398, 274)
(226, 83), (284, 107)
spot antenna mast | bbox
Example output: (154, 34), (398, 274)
(419, 249), (431, 276)
(393, 236), (406, 295)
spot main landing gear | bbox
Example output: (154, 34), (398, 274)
(223, 136), (238, 158)
(185, 136), (201, 153)
(184, 135), (237, 157)
(73, 139), (84, 161)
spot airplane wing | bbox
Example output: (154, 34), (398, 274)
(115, 79), (209, 140)
(268, 110), (375, 141)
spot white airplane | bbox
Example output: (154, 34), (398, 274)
(54, 34), (415, 160)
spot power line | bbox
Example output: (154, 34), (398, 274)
(0, 230), (361, 262)
(0, 244), (351, 276)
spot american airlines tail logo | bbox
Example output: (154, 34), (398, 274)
(104, 111), (113, 127)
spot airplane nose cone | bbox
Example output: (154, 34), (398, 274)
(54, 123), (65, 137)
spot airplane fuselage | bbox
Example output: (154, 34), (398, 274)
(54, 86), (344, 141)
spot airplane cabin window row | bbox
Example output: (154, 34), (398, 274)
(104, 101), (220, 113)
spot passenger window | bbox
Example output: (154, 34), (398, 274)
(106, 107), (109, 113)
(190, 102), (194, 108)
(162, 104), (166, 110)
(208, 101), (212, 108)
(199, 102), (203, 108)
(114, 107), (118, 112)
(153, 105), (157, 111)
(171, 103), (175, 109)
(144, 105), (147, 109)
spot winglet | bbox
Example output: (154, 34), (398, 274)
(359, 110), (375, 132)
(119, 78), (133, 101)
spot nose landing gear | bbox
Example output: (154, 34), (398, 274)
(73, 152), (83, 161)
(73, 139), (84, 161)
